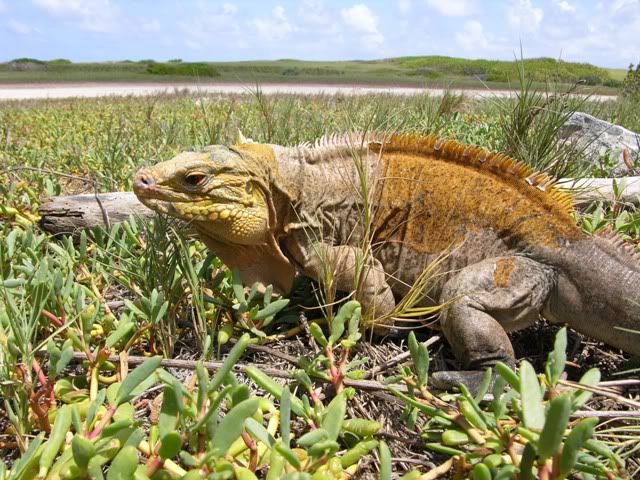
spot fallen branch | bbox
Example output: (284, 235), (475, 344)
(38, 177), (640, 235)
(54, 351), (639, 421)
(64, 351), (407, 394)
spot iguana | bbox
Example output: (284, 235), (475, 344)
(133, 133), (640, 388)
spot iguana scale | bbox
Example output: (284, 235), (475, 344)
(133, 133), (640, 388)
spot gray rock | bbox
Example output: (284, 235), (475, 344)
(559, 112), (640, 176)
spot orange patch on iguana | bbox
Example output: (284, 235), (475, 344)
(494, 258), (515, 288)
(370, 135), (584, 252)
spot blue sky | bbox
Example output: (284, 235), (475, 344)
(0, 0), (638, 68)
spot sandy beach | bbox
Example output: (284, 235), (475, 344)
(0, 82), (618, 101)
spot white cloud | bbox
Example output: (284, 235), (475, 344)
(341, 4), (384, 47)
(180, 3), (247, 51)
(32, 0), (120, 32)
(0, 1), (7, 14)
(253, 5), (295, 42)
(425, 0), (474, 16)
(341, 4), (378, 33)
(140, 18), (160, 33)
(222, 2), (237, 15)
(397, 0), (411, 15)
(456, 20), (489, 50)
(508, 0), (544, 32)
(552, 0), (575, 12)
(612, 0), (639, 11)
(7, 19), (39, 34)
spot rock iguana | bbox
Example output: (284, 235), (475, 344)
(133, 133), (640, 388)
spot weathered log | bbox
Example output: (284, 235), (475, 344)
(38, 177), (640, 235)
(38, 192), (154, 235)
(558, 176), (640, 206)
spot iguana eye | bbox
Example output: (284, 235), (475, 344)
(185, 173), (206, 187)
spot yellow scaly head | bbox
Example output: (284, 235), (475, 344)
(133, 145), (276, 245)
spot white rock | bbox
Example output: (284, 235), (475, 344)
(559, 112), (639, 176)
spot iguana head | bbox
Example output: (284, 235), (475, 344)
(133, 144), (277, 245)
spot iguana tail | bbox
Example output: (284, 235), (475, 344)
(543, 235), (640, 355)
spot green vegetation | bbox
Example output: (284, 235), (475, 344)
(622, 63), (640, 100)
(145, 62), (220, 77)
(0, 82), (639, 477)
(0, 56), (623, 93)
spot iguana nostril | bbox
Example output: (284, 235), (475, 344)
(134, 170), (154, 188)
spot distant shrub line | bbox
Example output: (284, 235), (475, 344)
(145, 62), (220, 77)
(0, 56), (624, 86)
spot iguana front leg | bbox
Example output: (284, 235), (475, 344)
(285, 236), (396, 324)
(432, 256), (556, 391)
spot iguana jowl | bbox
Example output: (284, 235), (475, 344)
(133, 134), (640, 388)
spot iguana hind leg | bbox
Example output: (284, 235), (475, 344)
(287, 239), (396, 324)
(432, 256), (556, 391)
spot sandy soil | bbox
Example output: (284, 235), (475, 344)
(0, 82), (617, 101)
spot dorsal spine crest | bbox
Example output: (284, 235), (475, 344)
(372, 133), (576, 219)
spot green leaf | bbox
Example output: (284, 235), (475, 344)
(309, 322), (328, 348)
(265, 449), (285, 480)
(115, 356), (162, 406)
(88, 457), (107, 480)
(471, 463), (492, 480)
(9, 432), (44, 480)
(235, 467), (259, 480)
(537, 395), (571, 462)
(342, 418), (381, 437)
(307, 439), (340, 457)
(491, 375), (508, 420)
(274, 442), (301, 471)
(297, 429), (329, 447)
(340, 439), (378, 468)
(321, 392), (347, 441)
(559, 417), (598, 478)
(519, 442), (537, 480)
(106, 445), (138, 480)
(245, 418), (275, 447)
(281, 387), (291, 447)
(329, 301), (360, 345)
(545, 327), (567, 386)
(209, 333), (250, 392)
(86, 389), (107, 430)
(573, 368), (601, 408)
(388, 388), (453, 426)
(158, 432), (182, 460)
(244, 366), (306, 417)
(441, 429), (470, 446)
(72, 436), (97, 470)
(231, 269), (247, 307)
(407, 331), (429, 387)
(584, 439), (624, 467)
(38, 404), (72, 478)
(210, 398), (259, 456)
(473, 368), (492, 404)
(495, 362), (520, 389)
(55, 343), (75, 377)
(494, 465), (518, 480)
(378, 441), (391, 480)
(458, 385), (489, 431)
(253, 299), (289, 320)
(105, 321), (135, 349)
(519, 361), (545, 430)
(159, 383), (181, 439)
(196, 362), (208, 411)
(230, 384), (250, 407)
